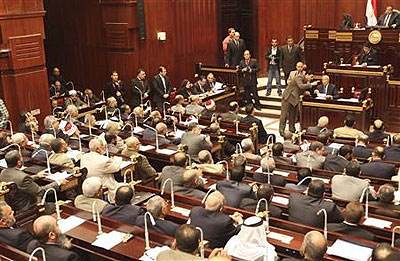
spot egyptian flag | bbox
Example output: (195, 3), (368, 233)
(366, 0), (378, 26)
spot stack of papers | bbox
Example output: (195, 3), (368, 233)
(327, 239), (373, 261)
(139, 145), (155, 151)
(47, 171), (73, 181)
(171, 206), (191, 217)
(156, 149), (176, 155)
(58, 215), (86, 233)
(271, 196), (289, 205)
(92, 231), (127, 250)
(363, 217), (392, 229)
(267, 232), (293, 244)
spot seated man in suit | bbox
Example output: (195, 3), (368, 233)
(377, 5), (400, 28)
(328, 202), (375, 241)
(171, 95), (185, 114)
(369, 119), (390, 142)
(353, 134), (373, 158)
(384, 134), (400, 162)
(209, 122), (236, 157)
(331, 161), (376, 202)
(144, 122), (174, 146)
(98, 121), (126, 152)
(160, 152), (187, 192)
(104, 133), (121, 155)
(205, 73), (217, 91)
(288, 180), (344, 228)
(185, 95), (205, 116)
(240, 104), (272, 144)
(174, 169), (206, 200)
(192, 75), (209, 94)
(220, 101), (242, 122)
(370, 184), (400, 218)
(192, 150), (224, 176)
(356, 42), (379, 66)
(282, 231), (327, 261)
(121, 137), (156, 180)
(28, 215), (80, 261)
(317, 131), (334, 155)
(282, 130), (300, 151)
(240, 184), (283, 218)
(272, 142), (292, 164)
(136, 196), (179, 237)
(180, 122), (213, 161)
(313, 75), (339, 99)
(0, 150), (66, 213)
(323, 144), (353, 172)
(254, 157), (286, 186)
(189, 191), (242, 248)
(32, 134), (55, 161)
(0, 201), (35, 252)
(102, 185), (143, 225)
(296, 141), (326, 169)
(74, 177), (110, 213)
(360, 146), (396, 179)
(371, 243), (394, 261)
(241, 138), (261, 162)
(285, 168), (311, 192)
(11, 132), (31, 157)
(217, 166), (254, 208)
(49, 138), (75, 169)
(333, 114), (365, 138)
(306, 116), (333, 136)
(201, 99), (217, 120)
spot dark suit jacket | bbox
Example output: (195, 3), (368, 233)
(360, 159), (396, 179)
(189, 206), (240, 248)
(316, 83), (339, 99)
(27, 241), (80, 261)
(240, 115), (268, 144)
(327, 222), (375, 241)
(192, 82), (206, 94)
(0, 227), (35, 252)
(160, 166), (186, 191)
(152, 74), (171, 105)
(265, 47), (282, 69)
(288, 193), (344, 228)
(281, 44), (303, 73)
(176, 87), (195, 100)
(369, 201), (400, 218)
(323, 155), (349, 172)
(238, 58), (260, 87)
(369, 130), (390, 142)
(102, 204), (144, 225)
(205, 80), (216, 92)
(377, 12), (399, 27)
(131, 77), (150, 107)
(384, 146), (400, 162)
(135, 216), (179, 237)
(226, 39), (246, 67)
(174, 185), (206, 200)
(253, 172), (287, 187)
(105, 81), (126, 104)
(216, 180), (253, 208)
(239, 198), (283, 218)
(306, 126), (333, 137)
(353, 145), (372, 159)
(357, 48), (379, 66)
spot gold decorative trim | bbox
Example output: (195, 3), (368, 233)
(328, 30), (337, 40)
(398, 33), (400, 43)
(336, 32), (353, 42)
(326, 68), (384, 77)
(368, 30), (382, 44)
(388, 80), (400, 85)
(200, 67), (237, 73)
(302, 101), (363, 112)
(305, 30), (319, 39)
(313, 75), (322, 80)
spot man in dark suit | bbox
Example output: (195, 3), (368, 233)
(220, 101), (242, 122)
(377, 5), (400, 28)
(369, 119), (390, 142)
(239, 50), (261, 109)
(272, 142), (292, 165)
(102, 185), (144, 225)
(241, 104), (272, 144)
(384, 134), (400, 162)
(0, 150), (65, 213)
(323, 144), (353, 172)
(49, 67), (67, 86)
(370, 184), (400, 218)
(205, 73), (216, 92)
(225, 32), (246, 67)
(152, 66), (171, 109)
(104, 71), (126, 106)
(216, 166), (254, 208)
(353, 135), (373, 158)
(189, 191), (242, 248)
(174, 169), (206, 200)
(288, 180), (344, 228)
(328, 202), (375, 241)
(279, 70), (318, 135)
(281, 35), (303, 85)
(0, 202), (35, 251)
(357, 42), (379, 66)
(240, 184), (283, 218)
(314, 75), (339, 99)
(131, 68), (150, 108)
(285, 168), (311, 192)
(360, 146), (396, 179)
(28, 215), (80, 261)
(192, 75), (208, 94)
(265, 38), (283, 96)
(136, 196), (179, 237)
(254, 157), (287, 186)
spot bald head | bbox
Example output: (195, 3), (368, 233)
(301, 231), (327, 260)
(374, 119), (384, 130)
(182, 169), (201, 187)
(156, 122), (167, 135)
(317, 116), (329, 128)
(198, 150), (213, 164)
(372, 243), (393, 261)
(205, 191), (225, 211)
(173, 152), (187, 167)
(125, 136), (140, 150)
(33, 215), (58, 243)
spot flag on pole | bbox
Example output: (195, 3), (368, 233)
(366, 0), (378, 26)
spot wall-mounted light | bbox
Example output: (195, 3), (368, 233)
(157, 32), (166, 41)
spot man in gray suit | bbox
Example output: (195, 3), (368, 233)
(220, 101), (242, 122)
(281, 35), (304, 85)
(174, 169), (206, 200)
(160, 152), (187, 192)
(295, 141), (326, 169)
(323, 145), (353, 172)
(0, 150), (66, 213)
(180, 122), (213, 161)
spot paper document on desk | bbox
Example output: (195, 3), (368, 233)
(139, 246), (170, 261)
(0, 159), (7, 168)
(120, 161), (133, 169)
(92, 231), (126, 250)
(267, 232), (293, 244)
(363, 217), (392, 229)
(171, 206), (191, 217)
(139, 145), (155, 151)
(66, 149), (81, 160)
(327, 239), (373, 261)
(58, 215), (86, 234)
(255, 167), (262, 173)
(271, 196), (289, 205)
(133, 126), (144, 134)
(328, 142), (344, 150)
(47, 171), (73, 181)
(245, 165), (254, 171)
(156, 149), (176, 155)
(79, 134), (89, 139)
(272, 170), (290, 177)
(338, 98), (359, 103)
(214, 82), (223, 90)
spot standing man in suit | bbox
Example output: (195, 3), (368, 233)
(152, 66), (171, 109)
(131, 69), (150, 108)
(385, 134), (400, 162)
(239, 50), (261, 109)
(265, 38), (282, 96)
(377, 5), (399, 28)
(105, 71), (126, 106)
(281, 35), (304, 85)
(279, 70), (318, 135)
(222, 27), (235, 65)
(357, 42), (379, 66)
(225, 32), (246, 67)
(361, 146), (396, 179)
(314, 75), (339, 99)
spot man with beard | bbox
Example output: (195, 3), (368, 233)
(28, 215), (80, 260)
(131, 68), (150, 108)
(0, 202), (35, 251)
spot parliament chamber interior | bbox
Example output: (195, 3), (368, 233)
(2, 0), (400, 260)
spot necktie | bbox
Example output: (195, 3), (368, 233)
(325, 85), (328, 94)
(384, 14), (391, 26)
(161, 76), (166, 93)
(288, 46), (292, 53)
